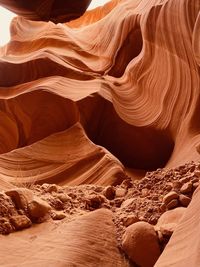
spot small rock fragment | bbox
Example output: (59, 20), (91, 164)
(49, 197), (64, 210)
(179, 194), (191, 207)
(46, 184), (58, 193)
(121, 198), (136, 209)
(18, 209), (26, 215)
(160, 203), (167, 212)
(5, 188), (33, 210)
(102, 186), (115, 200)
(180, 182), (193, 194)
(57, 193), (71, 203)
(120, 178), (133, 189)
(138, 216), (147, 222)
(151, 195), (159, 201)
(179, 177), (190, 184)
(51, 211), (66, 220)
(86, 195), (105, 210)
(10, 215), (32, 230)
(172, 181), (181, 190)
(165, 183), (173, 191)
(41, 183), (49, 190)
(0, 221), (13, 235)
(114, 197), (124, 207)
(115, 188), (127, 198)
(28, 197), (51, 219)
(166, 199), (179, 209)
(122, 214), (139, 227)
(191, 177), (199, 183)
(163, 191), (179, 205)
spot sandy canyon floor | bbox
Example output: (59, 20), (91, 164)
(0, 161), (199, 266)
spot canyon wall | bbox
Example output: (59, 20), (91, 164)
(0, 1), (200, 266)
(0, 0), (199, 186)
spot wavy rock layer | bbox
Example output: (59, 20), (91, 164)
(0, 122), (125, 187)
(0, 0), (199, 183)
(0, 1), (200, 266)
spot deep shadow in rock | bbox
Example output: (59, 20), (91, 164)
(78, 94), (174, 171)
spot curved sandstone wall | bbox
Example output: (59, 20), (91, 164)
(0, 0), (199, 187)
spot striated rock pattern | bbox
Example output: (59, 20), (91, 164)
(0, 0), (199, 265)
(0, 122), (125, 187)
(0, 0), (199, 188)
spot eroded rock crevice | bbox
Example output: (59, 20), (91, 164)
(0, 0), (199, 266)
(79, 95), (174, 171)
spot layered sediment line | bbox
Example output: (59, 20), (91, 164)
(0, 0), (200, 266)
(0, 0), (199, 185)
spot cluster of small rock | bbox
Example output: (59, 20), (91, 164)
(0, 188), (51, 234)
(0, 161), (200, 266)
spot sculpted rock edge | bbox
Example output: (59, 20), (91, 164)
(0, 0), (198, 186)
(0, 0), (199, 266)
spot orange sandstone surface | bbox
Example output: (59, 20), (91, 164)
(0, 0), (199, 266)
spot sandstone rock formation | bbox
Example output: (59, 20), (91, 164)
(122, 221), (160, 266)
(0, 0), (199, 266)
(155, 207), (186, 240)
(0, 209), (129, 267)
(0, 0), (199, 187)
(155, 186), (200, 266)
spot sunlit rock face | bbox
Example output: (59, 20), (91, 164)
(0, 0), (199, 187)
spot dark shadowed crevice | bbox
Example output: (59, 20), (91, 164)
(108, 27), (143, 78)
(3, 91), (79, 149)
(78, 94), (174, 171)
(0, 58), (93, 87)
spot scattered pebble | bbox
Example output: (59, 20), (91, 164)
(51, 211), (66, 220)
(57, 193), (71, 203)
(122, 214), (139, 227)
(1, 160), (200, 265)
(166, 199), (179, 209)
(103, 186), (116, 200)
(163, 191), (179, 205)
(28, 197), (51, 219)
(180, 182), (193, 194)
(46, 184), (58, 193)
(115, 188), (127, 198)
(5, 188), (33, 210)
(179, 194), (191, 207)
(10, 215), (32, 230)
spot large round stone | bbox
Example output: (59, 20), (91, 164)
(122, 221), (160, 267)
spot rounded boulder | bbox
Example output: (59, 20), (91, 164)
(122, 221), (160, 267)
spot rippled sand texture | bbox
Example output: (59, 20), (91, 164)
(0, 0), (199, 187)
